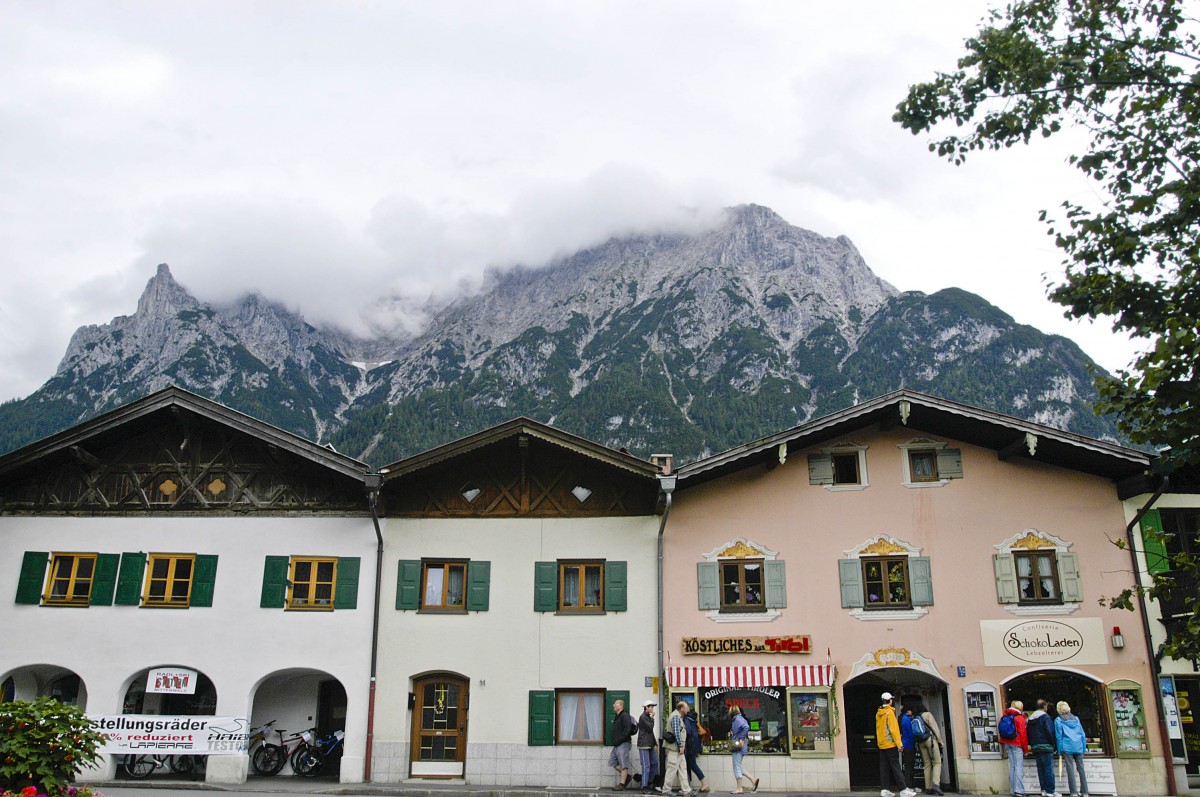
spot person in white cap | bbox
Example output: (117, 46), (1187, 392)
(636, 700), (659, 793)
(876, 692), (916, 797)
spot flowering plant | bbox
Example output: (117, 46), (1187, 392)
(0, 698), (105, 796)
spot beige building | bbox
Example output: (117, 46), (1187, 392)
(664, 392), (1168, 795)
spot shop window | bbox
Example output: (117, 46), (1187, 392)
(144, 554), (195, 607)
(721, 559), (767, 612)
(1015, 551), (1061, 603)
(862, 557), (911, 608)
(396, 559), (491, 611)
(259, 555), (360, 610)
(14, 551), (120, 607)
(533, 560), (627, 613)
(1107, 680), (1151, 757)
(963, 683), (1002, 758)
(1004, 670), (1109, 755)
(697, 686), (790, 755)
(787, 687), (834, 755)
(808, 443), (869, 490)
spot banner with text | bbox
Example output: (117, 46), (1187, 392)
(88, 715), (249, 755)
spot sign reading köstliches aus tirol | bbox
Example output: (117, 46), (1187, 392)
(682, 635), (812, 655)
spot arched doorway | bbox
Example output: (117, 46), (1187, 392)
(1003, 669), (1109, 755)
(0, 665), (88, 707)
(249, 669), (347, 778)
(119, 666), (216, 781)
(409, 672), (469, 778)
(844, 668), (956, 792)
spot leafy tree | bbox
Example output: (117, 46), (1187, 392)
(894, 0), (1200, 658)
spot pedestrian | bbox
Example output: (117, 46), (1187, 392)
(1027, 698), (1058, 796)
(999, 700), (1029, 797)
(661, 700), (693, 796)
(681, 702), (709, 792)
(876, 692), (915, 797)
(727, 705), (759, 794)
(637, 700), (660, 794)
(1054, 701), (1089, 797)
(913, 701), (945, 796)
(610, 698), (637, 790)
(899, 704), (917, 791)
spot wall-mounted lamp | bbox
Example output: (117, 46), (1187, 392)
(1111, 626), (1125, 649)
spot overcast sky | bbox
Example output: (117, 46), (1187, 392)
(0, 1), (1140, 403)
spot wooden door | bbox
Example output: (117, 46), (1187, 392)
(410, 674), (469, 777)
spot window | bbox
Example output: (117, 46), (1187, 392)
(534, 560), (627, 613)
(1143, 508), (1200, 621)
(289, 557), (337, 609)
(862, 557), (911, 608)
(556, 690), (605, 744)
(807, 443), (869, 490)
(898, 440), (963, 488)
(423, 561), (466, 609)
(1015, 551), (1060, 603)
(44, 553), (97, 606)
(143, 554), (195, 607)
(720, 559), (766, 612)
(259, 555), (360, 610)
(909, 450), (938, 481)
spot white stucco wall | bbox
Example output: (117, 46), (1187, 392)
(371, 515), (660, 786)
(0, 515), (377, 783)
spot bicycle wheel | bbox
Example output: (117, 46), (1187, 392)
(124, 754), (156, 779)
(253, 743), (286, 776)
(292, 744), (325, 777)
(169, 754), (195, 775)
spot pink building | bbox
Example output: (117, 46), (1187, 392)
(664, 392), (1167, 795)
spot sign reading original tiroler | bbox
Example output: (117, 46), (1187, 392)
(980, 618), (1108, 666)
(682, 635), (811, 655)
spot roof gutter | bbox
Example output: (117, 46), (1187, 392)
(1123, 474), (1175, 797)
(363, 474), (384, 783)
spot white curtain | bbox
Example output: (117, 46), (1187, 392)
(559, 694), (581, 740)
(425, 566), (444, 606)
(584, 693), (603, 741)
(563, 567), (580, 606)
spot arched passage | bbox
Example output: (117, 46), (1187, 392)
(249, 668), (347, 778)
(1002, 668), (1110, 755)
(0, 664), (88, 708)
(116, 665), (217, 781)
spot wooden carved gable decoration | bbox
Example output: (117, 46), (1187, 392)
(383, 435), (658, 517)
(0, 412), (367, 513)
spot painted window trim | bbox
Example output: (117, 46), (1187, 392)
(699, 539), (785, 622)
(993, 529), (1081, 615)
(898, 438), (949, 489)
(840, 535), (931, 621)
(827, 442), (869, 491)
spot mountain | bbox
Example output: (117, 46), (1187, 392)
(0, 205), (1119, 464)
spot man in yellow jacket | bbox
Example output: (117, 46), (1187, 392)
(876, 692), (916, 797)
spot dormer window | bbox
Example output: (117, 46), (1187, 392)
(807, 442), (869, 491)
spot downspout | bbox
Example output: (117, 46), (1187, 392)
(363, 474), (384, 783)
(1123, 474), (1175, 797)
(656, 469), (677, 714)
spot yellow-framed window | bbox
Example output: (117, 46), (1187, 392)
(289, 557), (337, 610)
(44, 553), (97, 606)
(144, 553), (196, 608)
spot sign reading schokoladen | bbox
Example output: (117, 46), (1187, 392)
(682, 635), (812, 655)
(980, 618), (1109, 666)
(87, 715), (250, 754)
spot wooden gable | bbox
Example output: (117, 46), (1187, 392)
(381, 435), (658, 517)
(0, 409), (367, 513)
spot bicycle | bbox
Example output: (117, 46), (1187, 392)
(246, 720), (278, 775)
(252, 726), (316, 776)
(291, 728), (345, 777)
(123, 752), (196, 779)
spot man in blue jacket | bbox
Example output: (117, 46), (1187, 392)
(1026, 698), (1057, 797)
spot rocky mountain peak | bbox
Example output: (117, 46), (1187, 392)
(135, 263), (200, 319)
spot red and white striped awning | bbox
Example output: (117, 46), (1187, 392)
(667, 665), (835, 688)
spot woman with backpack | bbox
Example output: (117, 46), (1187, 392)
(999, 701), (1029, 797)
(910, 701), (944, 796)
(682, 706), (709, 792)
(1054, 701), (1089, 796)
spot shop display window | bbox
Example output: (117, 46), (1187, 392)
(1107, 680), (1150, 758)
(786, 687), (834, 756)
(697, 686), (790, 755)
(1005, 670), (1109, 756)
(964, 682), (1001, 758)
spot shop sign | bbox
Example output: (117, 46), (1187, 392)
(682, 635), (811, 655)
(980, 618), (1108, 666)
(146, 668), (197, 694)
(87, 714), (249, 754)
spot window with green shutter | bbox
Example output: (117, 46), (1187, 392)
(1140, 509), (1171, 574)
(191, 555), (218, 607)
(261, 556), (289, 608)
(15, 551), (48, 605)
(604, 690), (631, 746)
(397, 559), (422, 610)
(603, 561), (627, 612)
(333, 557), (360, 609)
(696, 562), (719, 610)
(837, 558), (864, 608)
(465, 561), (491, 612)
(534, 560), (623, 613)
(114, 552), (148, 606)
(529, 690), (555, 746)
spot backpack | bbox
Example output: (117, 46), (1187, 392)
(911, 714), (932, 742)
(998, 713), (1018, 740)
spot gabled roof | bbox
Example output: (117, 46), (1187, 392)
(379, 416), (661, 482)
(0, 385), (368, 483)
(679, 390), (1151, 488)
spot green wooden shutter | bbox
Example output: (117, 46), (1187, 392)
(191, 555), (218, 607)
(1058, 552), (1083, 602)
(396, 560), (421, 610)
(91, 553), (120, 606)
(1141, 510), (1171, 574)
(466, 560), (491, 611)
(261, 556), (289, 608)
(808, 453), (834, 485)
(697, 562), (719, 610)
(534, 561), (558, 612)
(605, 690), (631, 746)
(909, 557), (934, 606)
(993, 554), (1018, 603)
(529, 690), (555, 746)
(334, 557), (360, 609)
(838, 559), (864, 608)
(604, 561), (627, 612)
(15, 551), (48, 605)
(764, 560), (787, 608)
(114, 552), (147, 606)
(936, 448), (963, 479)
